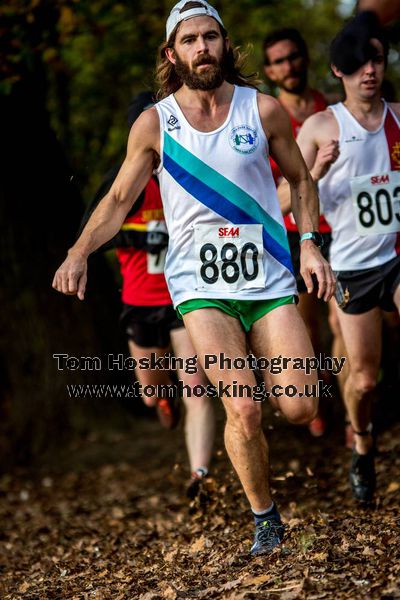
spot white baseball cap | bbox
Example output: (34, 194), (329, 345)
(166, 0), (224, 41)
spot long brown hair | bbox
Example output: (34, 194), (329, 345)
(155, 23), (260, 100)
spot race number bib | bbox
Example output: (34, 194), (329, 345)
(147, 220), (167, 274)
(194, 224), (265, 292)
(350, 172), (400, 236)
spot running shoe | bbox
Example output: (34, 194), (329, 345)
(251, 509), (285, 556)
(349, 448), (376, 503)
(156, 397), (180, 429)
(186, 468), (208, 500)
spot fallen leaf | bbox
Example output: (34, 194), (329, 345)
(340, 538), (350, 552)
(162, 585), (176, 599)
(163, 550), (177, 563)
(114, 569), (128, 579)
(220, 578), (242, 591)
(311, 552), (328, 561)
(289, 459), (300, 472)
(196, 587), (219, 598)
(288, 518), (302, 528)
(242, 573), (270, 587)
(221, 594), (247, 600)
(111, 506), (124, 519)
(281, 589), (303, 600)
(266, 582), (303, 600)
(386, 482), (400, 493)
(189, 535), (208, 553)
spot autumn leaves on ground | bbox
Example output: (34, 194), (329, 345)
(0, 400), (399, 600)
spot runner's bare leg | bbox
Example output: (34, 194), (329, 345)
(328, 299), (349, 397)
(128, 340), (172, 407)
(335, 307), (382, 454)
(249, 304), (318, 423)
(183, 308), (270, 511)
(170, 327), (215, 471)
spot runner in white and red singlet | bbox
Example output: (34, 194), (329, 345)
(291, 20), (400, 503)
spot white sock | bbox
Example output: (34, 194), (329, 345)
(194, 467), (208, 477)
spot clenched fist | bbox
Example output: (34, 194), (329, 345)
(311, 140), (340, 181)
(52, 250), (88, 301)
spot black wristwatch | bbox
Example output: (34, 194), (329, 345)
(299, 231), (324, 248)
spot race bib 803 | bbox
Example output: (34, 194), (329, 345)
(194, 224), (265, 292)
(350, 171), (400, 236)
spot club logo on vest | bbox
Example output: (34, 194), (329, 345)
(167, 114), (181, 131)
(391, 142), (400, 169)
(344, 134), (364, 143)
(230, 125), (259, 154)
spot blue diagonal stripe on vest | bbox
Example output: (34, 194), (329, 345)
(163, 134), (293, 274)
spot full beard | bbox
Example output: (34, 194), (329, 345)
(281, 71), (308, 95)
(174, 50), (227, 91)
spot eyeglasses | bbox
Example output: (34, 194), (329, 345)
(266, 51), (304, 67)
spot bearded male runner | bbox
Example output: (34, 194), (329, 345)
(263, 28), (345, 438)
(291, 20), (400, 503)
(53, 0), (335, 555)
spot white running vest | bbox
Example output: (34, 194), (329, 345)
(318, 101), (400, 271)
(155, 86), (296, 307)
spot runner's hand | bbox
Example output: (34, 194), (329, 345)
(52, 251), (88, 301)
(311, 140), (340, 181)
(300, 241), (336, 301)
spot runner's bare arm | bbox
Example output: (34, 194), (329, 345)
(258, 95), (335, 301)
(52, 108), (160, 300)
(276, 178), (293, 217)
(258, 95), (318, 237)
(276, 112), (339, 215)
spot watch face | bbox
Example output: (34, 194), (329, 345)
(313, 232), (324, 248)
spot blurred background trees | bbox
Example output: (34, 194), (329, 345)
(1, 0), (399, 467)
(3, 0), (399, 201)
